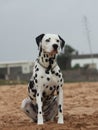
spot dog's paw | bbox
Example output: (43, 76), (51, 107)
(38, 119), (43, 125)
(58, 118), (64, 124)
(37, 116), (44, 125)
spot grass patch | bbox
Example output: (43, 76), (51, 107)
(0, 80), (27, 86)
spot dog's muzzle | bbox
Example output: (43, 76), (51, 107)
(51, 44), (58, 54)
(52, 44), (58, 50)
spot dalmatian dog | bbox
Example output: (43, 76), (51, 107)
(21, 33), (65, 125)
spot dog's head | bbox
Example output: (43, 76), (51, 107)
(36, 34), (65, 55)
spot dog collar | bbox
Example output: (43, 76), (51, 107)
(37, 58), (57, 71)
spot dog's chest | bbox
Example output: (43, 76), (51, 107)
(41, 72), (58, 95)
(42, 72), (58, 85)
(28, 72), (59, 103)
(40, 68), (63, 95)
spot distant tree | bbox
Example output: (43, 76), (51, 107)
(57, 44), (77, 70)
(72, 63), (80, 69)
(63, 44), (75, 56)
(83, 64), (89, 70)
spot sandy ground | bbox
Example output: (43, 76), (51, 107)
(0, 82), (98, 130)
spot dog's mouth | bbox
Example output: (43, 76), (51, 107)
(43, 48), (58, 55)
(49, 49), (58, 55)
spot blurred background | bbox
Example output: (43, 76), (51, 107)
(0, 0), (98, 84)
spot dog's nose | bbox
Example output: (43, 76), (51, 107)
(52, 44), (58, 50)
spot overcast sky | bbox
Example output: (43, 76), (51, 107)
(0, 0), (98, 62)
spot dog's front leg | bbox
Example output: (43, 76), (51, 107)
(57, 86), (64, 124)
(36, 89), (43, 125)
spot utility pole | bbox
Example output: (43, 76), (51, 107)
(83, 16), (94, 64)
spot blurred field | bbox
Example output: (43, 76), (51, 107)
(0, 82), (98, 130)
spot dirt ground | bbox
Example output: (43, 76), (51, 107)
(0, 82), (98, 130)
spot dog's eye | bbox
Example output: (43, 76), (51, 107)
(45, 39), (50, 42)
(56, 39), (60, 42)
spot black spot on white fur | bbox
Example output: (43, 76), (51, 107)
(43, 92), (46, 97)
(57, 91), (59, 95)
(46, 85), (48, 88)
(29, 81), (34, 89)
(57, 85), (59, 90)
(36, 68), (39, 71)
(37, 93), (39, 96)
(41, 76), (44, 78)
(59, 104), (62, 113)
(47, 77), (50, 81)
(35, 73), (37, 78)
(45, 70), (49, 74)
(45, 59), (48, 62)
(50, 87), (53, 90)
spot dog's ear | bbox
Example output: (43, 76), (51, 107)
(58, 35), (65, 49)
(36, 34), (45, 47)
